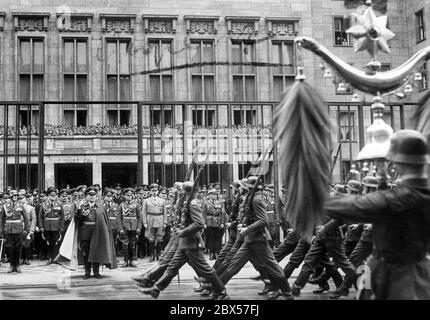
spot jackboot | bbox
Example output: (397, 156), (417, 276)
(139, 285), (161, 299)
(83, 262), (91, 280)
(93, 263), (102, 279)
(121, 247), (129, 267)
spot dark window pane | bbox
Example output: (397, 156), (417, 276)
(33, 40), (44, 73)
(274, 76), (283, 100)
(76, 75), (88, 101)
(272, 43), (282, 74)
(33, 75), (44, 100)
(192, 76), (202, 100)
(243, 43), (255, 74)
(20, 75), (31, 101)
(202, 41), (214, 73)
(20, 40), (31, 73)
(63, 110), (74, 126)
(107, 110), (118, 125)
(234, 110), (242, 126)
(150, 76), (160, 101)
(64, 75), (75, 101)
(232, 42), (241, 74)
(120, 75), (130, 100)
(64, 40), (74, 73)
(107, 75), (118, 101)
(204, 76), (215, 100)
(244, 76), (255, 101)
(151, 109), (161, 126)
(76, 110), (87, 126)
(190, 42), (201, 73)
(106, 41), (117, 74)
(77, 41), (87, 72)
(120, 109), (130, 126)
(284, 43), (294, 74)
(162, 75), (172, 100)
(233, 76), (243, 101)
(119, 41), (130, 74)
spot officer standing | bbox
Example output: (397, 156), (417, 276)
(136, 185), (150, 259)
(38, 187), (65, 265)
(103, 188), (120, 256)
(142, 183), (167, 262)
(113, 183), (123, 205)
(118, 188), (142, 267)
(18, 190), (36, 265)
(0, 190), (30, 273)
(202, 188), (226, 260)
(59, 189), (75, 237)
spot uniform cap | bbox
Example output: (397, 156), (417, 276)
(114, 183), (122, 190)
(387, 130), (430, 164)
(10, 190), (18, 196)
(122, 187), (135, 195)
(362, 175), (378, 188)
(208, 189), (218, 195)
(47, 186), (58, 195)
(103, 188), (114, 196)
(59, 189), (69, 196)
(182, 181), (194, 192)
(346, 180), (361, 192)
(18, 189), (27, 196)
(149, 183), (159, 190)
(85, 186), (97, 196)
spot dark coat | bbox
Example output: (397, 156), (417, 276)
(325, 178), (430, 300)
(178, 199), (205, 250)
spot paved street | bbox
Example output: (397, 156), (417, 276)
(0, 255), (355, 300)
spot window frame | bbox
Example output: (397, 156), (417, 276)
(148, 38), (174, 101)
(338, 110), (357, 142)
(231, 39), (257, 102)
(333, 16), (352, 47)
(105, 38), (132, 126)
(416, 9), (426, 43)
(271, 40), (296, 100)
(190, 39), (216, 101)
(62, 37), (89, 127)
(419, 62), (428, 92)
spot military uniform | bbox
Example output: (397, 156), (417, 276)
(61, 199), (76, 237)
(118, 199), (142, 267)
(104, 199), (120, 255)
(218, 189), (293, 299)
(21, 202), (36, 265)
(140, 195), (228, 300)
(142, 195), (167, 261)
(38, 199), (65, 263)
(1, 199), (30, 272)
(202, 197), (227, 260)
(265, 195), (280, 247)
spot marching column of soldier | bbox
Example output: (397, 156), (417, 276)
(1, 131), (430, 300)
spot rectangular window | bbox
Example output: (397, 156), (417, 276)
(380, 64), (391, 72)
(19, 38), (44, 102)
(272, 41), (296, 100)
(233, 108), (257, 126)
(19, 109), (39, 127)
(149, 39), (173, 101)
(334, 17), (351, 46)
(106, 39), (131, 126)
(232, 40), (256, 101)
(336, 77), (353, 95)
(191, 108), (216, 126)
(416, 9), (426, 43)
(63, 38), (88, 126)
(338, 111), (356, 141)
(191, 40), (215, 100)
(151, 107), (173, 126)
(419, 62), (428, 91)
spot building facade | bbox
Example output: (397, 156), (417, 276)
(0, 0), (426, 190)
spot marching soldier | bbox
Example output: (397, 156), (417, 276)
(18, 190), (36, 265)
(263, 184), (280, 248)
(118, 188), (142, 267)
(38, 187), (65, 265)
(0, 190), (30, 273)
(343, 180), (364, 257)
(103, 188), (120, 256)
(202, 189), (227, 260)
(140, 181), (229, 300)
(142, 183), (167, 262)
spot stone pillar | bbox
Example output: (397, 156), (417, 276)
(45, 162), (55, 188)
(143, 158), (149, 184)
(93, 161), (102, 187)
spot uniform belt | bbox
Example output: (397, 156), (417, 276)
(123, 216), (137, 219)
(45, 217), (60, 221)
(83, 221), (96, 225)
(147, 212), (163, 216)
(109, 217), (117, 220)
(266, 211), (274, 214)
(5, 220), (22, 223)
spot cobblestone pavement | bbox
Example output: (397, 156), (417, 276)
(0, 256), (355, 300)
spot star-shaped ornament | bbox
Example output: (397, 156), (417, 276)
(346, 5), (395, 57)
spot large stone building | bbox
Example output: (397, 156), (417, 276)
(0, 0), (426, 190)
